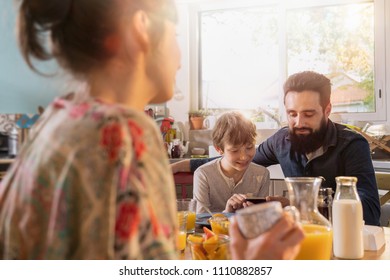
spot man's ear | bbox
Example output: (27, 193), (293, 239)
(131, 10), (151, 51)
(325, 103), (332, 118)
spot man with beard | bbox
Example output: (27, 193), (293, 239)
(172, 71), (380, 226)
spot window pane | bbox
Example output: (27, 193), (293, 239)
(200, 6), (279, 115)
(198, 1), (379, 122)
(287, 3), (375, 113)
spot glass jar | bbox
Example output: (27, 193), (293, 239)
(284, 177), (333, 260)
(332, 176), (364, 259)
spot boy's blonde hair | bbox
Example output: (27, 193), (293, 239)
(212, 111), (257, 150)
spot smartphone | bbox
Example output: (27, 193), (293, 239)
(245, 197), (267, 204)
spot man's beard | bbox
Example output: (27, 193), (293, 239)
(289, 118), (328, 154)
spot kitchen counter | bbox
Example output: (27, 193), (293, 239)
(373, 160), (390, 173)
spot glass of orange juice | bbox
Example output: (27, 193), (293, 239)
(177, 199), (197, 233)
(176, 211), (188, 252)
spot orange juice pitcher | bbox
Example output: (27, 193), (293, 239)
(284, 177), (333, 260)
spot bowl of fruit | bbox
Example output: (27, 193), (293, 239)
(187, 227), (230, 260)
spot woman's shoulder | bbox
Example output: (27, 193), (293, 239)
(68, 97), (158, 136)
(43, 95), (163, 161)
(49, 93), (151, 122)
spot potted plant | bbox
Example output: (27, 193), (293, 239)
(188, 110), (210, 130)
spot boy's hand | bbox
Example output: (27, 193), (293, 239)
(224, 194), (247, 212)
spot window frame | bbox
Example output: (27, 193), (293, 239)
(188, 0), (387, 123)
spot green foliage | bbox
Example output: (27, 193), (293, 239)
(286, 3), (375, 112)
(359, 73), (375, 111)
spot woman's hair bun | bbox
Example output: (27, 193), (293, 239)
(24, 0), (72, 27)
(18, 0), (72, 72)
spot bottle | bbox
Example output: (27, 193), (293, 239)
(332, 176), (364, 259)
(317, 188), (328, 220)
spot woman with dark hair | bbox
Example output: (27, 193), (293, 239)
(0, 0), (303, 260)
(1, 0), (180, 260)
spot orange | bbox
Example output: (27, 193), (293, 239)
(203, 235), (219, 254)
(203, 227), (215, 239)
(187, 234), (204, 243)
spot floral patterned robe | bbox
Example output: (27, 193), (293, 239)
(0, 93), (177, 259)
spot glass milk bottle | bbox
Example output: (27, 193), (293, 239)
(284, 177), (333, 260)
(332, 176), (364, 259)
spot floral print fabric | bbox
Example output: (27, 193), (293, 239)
(0, 93), (177, 259)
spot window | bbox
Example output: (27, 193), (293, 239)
(192, 0), (386, 126)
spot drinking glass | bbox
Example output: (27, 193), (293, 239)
(176, 211), (188, 252)
(236, 201), (284, 239)
(176, 199), (197, 234)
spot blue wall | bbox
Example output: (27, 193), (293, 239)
(0, 1), (67, 114)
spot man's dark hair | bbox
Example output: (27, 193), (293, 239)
(283, 71), (332, 109)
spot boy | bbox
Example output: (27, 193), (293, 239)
(194, 111), (270, 213)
